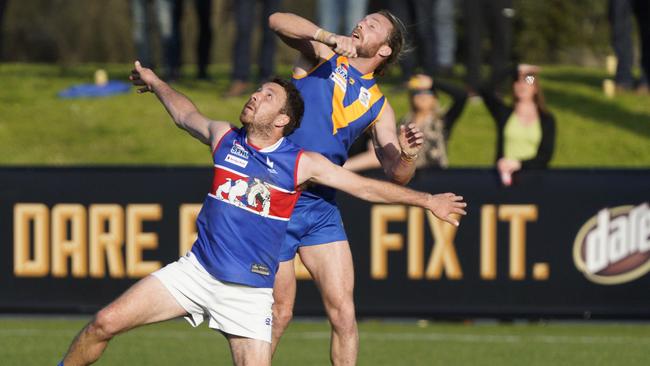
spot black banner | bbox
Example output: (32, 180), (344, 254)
(1, 167), (649, 318)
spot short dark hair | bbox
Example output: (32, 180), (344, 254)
(271, 78), (304, 136)
(375, 10), (407, 76)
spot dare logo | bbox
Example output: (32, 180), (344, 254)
(573, 203), (650, 285)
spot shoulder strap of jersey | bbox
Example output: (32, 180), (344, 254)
(292, 52), (338, 80)
(212, 127), (237, 156)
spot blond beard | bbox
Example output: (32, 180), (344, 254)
(357, 42), (381, 58)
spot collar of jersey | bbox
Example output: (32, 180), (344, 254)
(342, 56), (375, 80)
(245, 134), (284, 153)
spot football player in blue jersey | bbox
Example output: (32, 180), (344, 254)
(269, 11), (425, 364)
(56, 62), (465, 366)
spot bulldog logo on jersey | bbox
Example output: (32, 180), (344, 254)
(247, 178), (272, 217)
(211, 164), (299, 221)
(216, 178), (249, 208)
(214, 175), (273, 217)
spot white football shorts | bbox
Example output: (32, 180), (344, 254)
(152, 252), (274, 343)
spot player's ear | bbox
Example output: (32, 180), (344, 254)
(378, 44), (392, 58)
(274, 113), (290, 129)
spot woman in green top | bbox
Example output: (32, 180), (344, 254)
(480, 64), (556, 186)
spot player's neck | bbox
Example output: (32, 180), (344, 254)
(245, 127), (282, 150)
(348, 57), (377, 76)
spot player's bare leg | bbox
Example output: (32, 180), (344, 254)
(271, 259), (297, 355)
(61, 275), (187, 366)
(299, 241), (357, 366)
(227, 334), (272, 366)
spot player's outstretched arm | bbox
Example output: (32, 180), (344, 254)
(370, 101), (423, 185)
(269, 12), (358, 70)
(297, 152), (467, 226)
(129, 61), (231, 149)
(268, 12), (329, 60)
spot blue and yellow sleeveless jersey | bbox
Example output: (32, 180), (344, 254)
(289, 54), (387, 166)
(288, 53), (387, 200)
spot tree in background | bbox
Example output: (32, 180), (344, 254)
(512, 0), (610, 65)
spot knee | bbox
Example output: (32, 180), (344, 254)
(327, 301), (356, 333)
(272, 302), (293, 330)
(88, 308), (122, 340)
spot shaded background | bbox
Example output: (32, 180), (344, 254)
(2, 0), (611, 66)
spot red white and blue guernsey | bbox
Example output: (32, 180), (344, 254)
(191, 127), (303, 288)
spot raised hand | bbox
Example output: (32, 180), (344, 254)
(129, 61), (160, 94)
(398, 123), (424, 161)
(427, 193), (467, 227)
(331, 35), (358, 58)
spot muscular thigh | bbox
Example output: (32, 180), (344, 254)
(101, 275), (188, 332)
(273, 259), (297, 307)
(228, 334), (271, 366)
(298, 241), (355, 305)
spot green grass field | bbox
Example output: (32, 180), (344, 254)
(0, 63), (648, 166)
(1, 317), (648, 365)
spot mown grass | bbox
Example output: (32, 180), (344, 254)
(0, 63), (648, 166)
(1, 317), (649, 366)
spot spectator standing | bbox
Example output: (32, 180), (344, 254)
(317, 0), (369, 35)
(0, 0), (7, 60)
(433, 0), (457, 76)
(463, 0), (514, 93)
(191, 0), (213, 80)
(224, 0), (281, 97)
(609, 0), (649, 93)
(479, 65), (556, 186)
(345, 74), (468, 171)
(131, 0), (182, 81)
(388, 0), (436, 80)
(641, 1), (650, 89)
